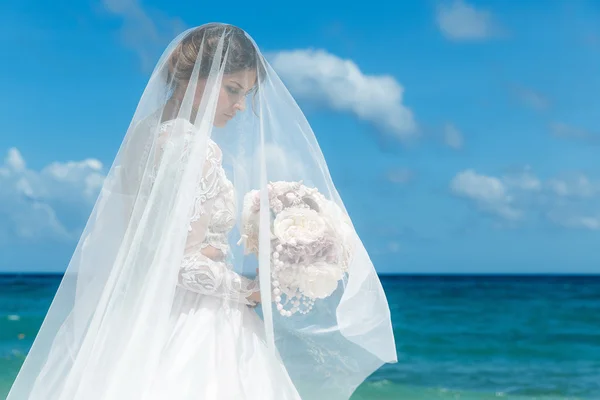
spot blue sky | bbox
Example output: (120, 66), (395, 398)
(0, 0), (599, 273)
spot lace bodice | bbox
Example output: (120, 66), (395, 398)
(158, 120), (259, 305)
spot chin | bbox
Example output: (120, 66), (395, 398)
(213, 119), (227, 128)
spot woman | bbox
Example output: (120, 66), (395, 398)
(7, 23), (397, 400)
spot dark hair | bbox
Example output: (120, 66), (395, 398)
(167, 24), (264, 86)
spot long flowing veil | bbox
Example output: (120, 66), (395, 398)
(7, 23), (397, 400)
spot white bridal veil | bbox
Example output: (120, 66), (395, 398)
(7, 23), (396, 400)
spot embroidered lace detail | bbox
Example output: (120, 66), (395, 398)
(178, 253), (260, 306)
(156, 119), (259, 305)
(200, 231), (231, 257)
(186, 140), (221, 231)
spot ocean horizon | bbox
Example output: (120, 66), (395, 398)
(1, 273), (599, 399)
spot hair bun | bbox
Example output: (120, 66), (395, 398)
(166, 24), (259, 87)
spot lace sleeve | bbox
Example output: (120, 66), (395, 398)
(177, 144), (260, 305)
(178, 153), (260, 304)
(178, 253), (260, 306)
(156, 120), (259, 305)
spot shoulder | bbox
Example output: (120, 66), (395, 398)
(159, 119), (222, 161)
(158, 118), (195, 138)
(207, 140), (223, 163)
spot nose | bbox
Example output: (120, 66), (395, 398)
(233, 97), (246, 112)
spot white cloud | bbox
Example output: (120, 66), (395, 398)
(550, 122), (589, 139)
(387, 168), (414, 184)
(387, 241), (401, 253)
(513, 86), (549, 111)
(550, 122), (600, 144)
(450, 169), (520, 220)
(547, 174), (599, 198)
(6, 148), (25, 171)
(451, 167), (600, 230)
(443, 123), (464, 149)
(502, 167), (542, 191)
(550, 215), (600, 231)
(436, 0), (500, 41)
(0, 148), (105, 242)
(261, 143), (307, 182)
(269, 49), (417, 140)
(101, 0), (185, 70)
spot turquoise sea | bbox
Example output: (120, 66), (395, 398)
(1, 274), (599, 399)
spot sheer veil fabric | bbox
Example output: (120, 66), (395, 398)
(7, 23), (397, 400)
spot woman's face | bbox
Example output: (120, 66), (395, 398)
(194, 68), (257, 127)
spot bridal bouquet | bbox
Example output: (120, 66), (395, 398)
(238, 181), (354, 317)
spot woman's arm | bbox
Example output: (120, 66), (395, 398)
(178, 252), (260, 306)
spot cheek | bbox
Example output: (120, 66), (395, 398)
(213, 89), (227, 111)
(195, 86), (231, 115)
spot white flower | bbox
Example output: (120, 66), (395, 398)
(297, 262), (344, 299)
(322, 201), (355, 270)
(273, 268), (300, 296)
(249, 190), (261, 212)
(273, 207), (328, 246)
(239, 181), (355, 311)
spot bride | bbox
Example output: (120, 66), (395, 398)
(7, 23), (397, 400)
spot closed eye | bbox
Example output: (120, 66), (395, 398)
(226, 86), (241, 95)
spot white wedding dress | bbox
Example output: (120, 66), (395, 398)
(145, 120), (302, 400)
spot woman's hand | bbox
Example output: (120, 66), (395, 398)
(247, 268), (261, 306)
(247, 290), (261, 306)
(200, 245), (224, 261)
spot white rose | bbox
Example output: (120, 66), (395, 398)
(273, 208), (328, 246)
(297, 262), (344, 299)
(273, 267), (301, 295)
